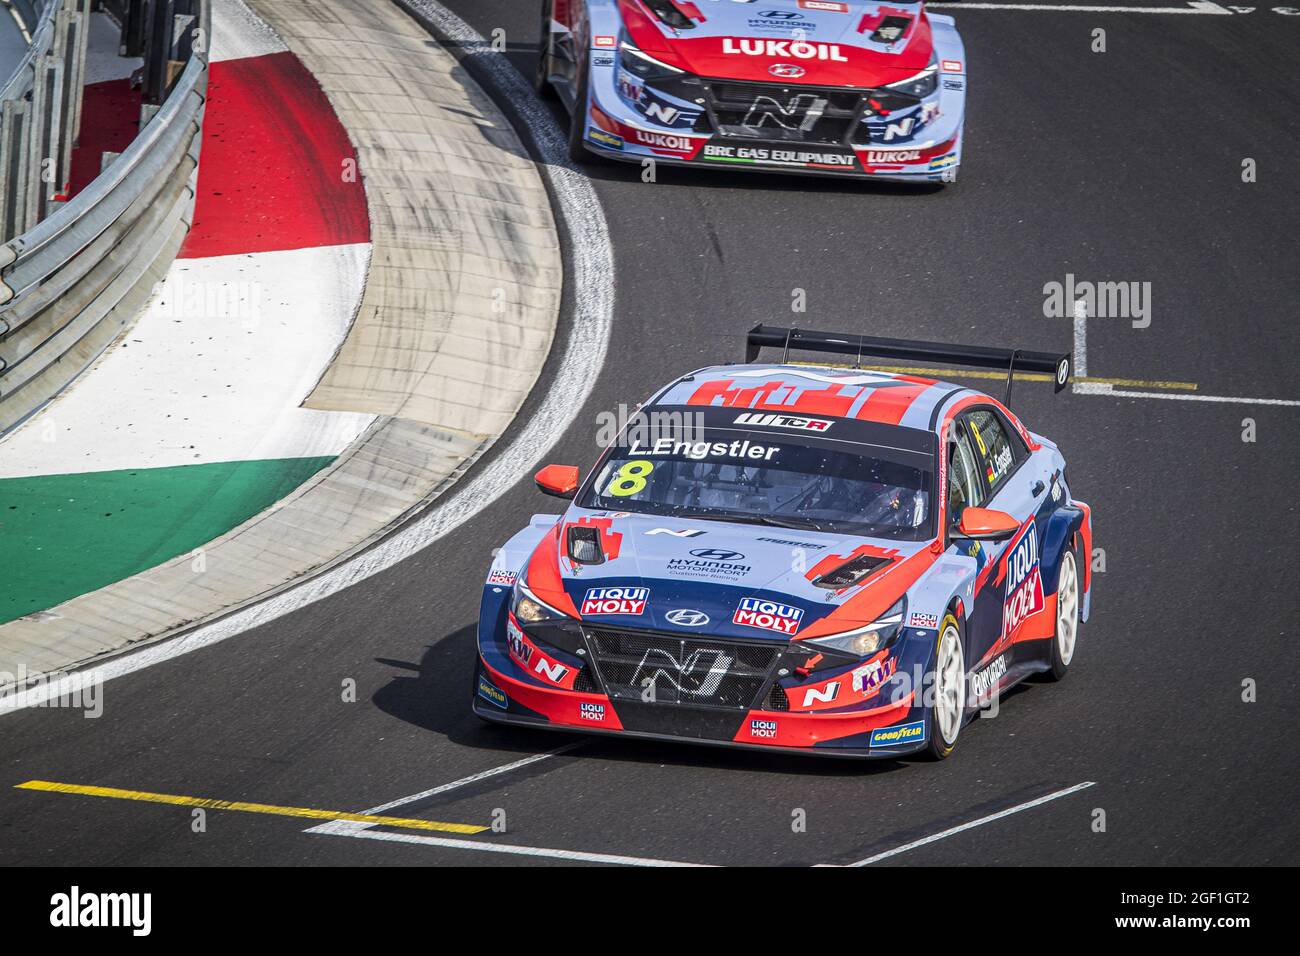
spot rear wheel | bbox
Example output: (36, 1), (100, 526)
(1045, 545), (1081, 681)
(925, 614), (965, 760)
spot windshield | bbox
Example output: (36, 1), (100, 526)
(580, 433), (933, 540)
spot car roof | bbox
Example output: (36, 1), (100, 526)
(650, 364), (975, 435)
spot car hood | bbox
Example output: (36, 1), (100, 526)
(620, 0), (936, 87)
(529, 510), (935, 642)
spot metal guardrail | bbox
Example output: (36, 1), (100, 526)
(0, 0), (209, 436)
(1, 1), (89, 239)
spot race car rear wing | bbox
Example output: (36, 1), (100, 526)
(745, 324), (1072, 406)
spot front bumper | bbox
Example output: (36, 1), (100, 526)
(473, 652), (926, 760)
(581, 53), (965, 182)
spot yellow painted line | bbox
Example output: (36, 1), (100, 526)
(15, 780), (489, 835)
(789, 361), (1198, 391)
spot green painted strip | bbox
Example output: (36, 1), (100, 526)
(0, 456), (334, 625)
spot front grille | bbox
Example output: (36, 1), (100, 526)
(701, 79), (866, 146)
(584, 628), (782, 710)
(765, 683), (790, 712)
(573, 664), (599, 693)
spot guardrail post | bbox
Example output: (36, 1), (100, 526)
(64, 1), (91, 144)
(25, 54), (64, 228)
(119, 0), (147, 58)
(0, 100), (32, 242)
(142, 0), (175, 105)
(50, 1), (90, 200)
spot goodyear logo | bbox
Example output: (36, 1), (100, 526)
(929, 152), (958, 170)
(869, 719), (925, 748)
(477, 676), (509, 709)
(588, 128), (624, 150)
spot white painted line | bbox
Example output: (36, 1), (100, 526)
(1072, 299), (1088, 381)
(365, 742), (586, 814)
(316, 825), (713, 867)
(1070, 312), (1299, 408)
(1076, 382), (1300, 406)
(843, 781), (1096, 866)
(0, 0), (614, 715)
(209, 0), (289, 63)
(304, 742), (584, 836)
(929, 1), (1232, 13)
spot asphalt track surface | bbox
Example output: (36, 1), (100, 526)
(2, 1), (1298, 867)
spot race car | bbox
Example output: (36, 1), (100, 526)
(536, 0), (966, 181)
(473, 327), (1092, 759)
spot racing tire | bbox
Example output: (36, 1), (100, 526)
(535, 0), (556, 98)
(566, 49), (606, 165)
(924, 613), (966, 760)
(1044, 542), (1081, 682)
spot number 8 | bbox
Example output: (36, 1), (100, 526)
(609, 460), (654, 497)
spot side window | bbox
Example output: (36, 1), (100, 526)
(967, 409), (1024, 493)
(947, 423), (984, 518)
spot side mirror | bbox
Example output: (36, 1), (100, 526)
(952, 506), (1021, 542)
(535, 464), (579, 499)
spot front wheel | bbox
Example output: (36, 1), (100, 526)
(566, 51), (607, 165)
(1045, 545), (1081, 681)
(925, 613), (966, 760)
(535, 1), (556, 97)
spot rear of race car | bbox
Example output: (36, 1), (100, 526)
(566, 0), (965, 181)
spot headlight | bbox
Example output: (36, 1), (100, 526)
(886, 64), (938, 99)
(808, 598), (907, 657)
(511, 578), (569, 623)
(618, 37), (684, 82)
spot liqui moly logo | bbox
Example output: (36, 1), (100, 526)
(750, 719), (779, 739)
(580, 702), (606, 722)
(733, 597), (804, 635)
(722, 38), (849, 61)
(581, 586), (649, 615)
(1002, 523), (1045, 639)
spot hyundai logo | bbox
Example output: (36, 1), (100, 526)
(666, 608), (710, 627)
(690, 548), (745, 562)
(769, 63), (806, 78)
(760, 10), (803, 17)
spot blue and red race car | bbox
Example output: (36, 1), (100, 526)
(537, 0), (966, 181)
(474, 328), (1092, 759)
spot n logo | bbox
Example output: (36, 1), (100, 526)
(534, 658), (569, 683)
(882, 117), (916, 141)
(645, 101), (681, 124)
(801, 682), (840, 707)
(742, 94), (828, 132)
(632, 648), (733, 698)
